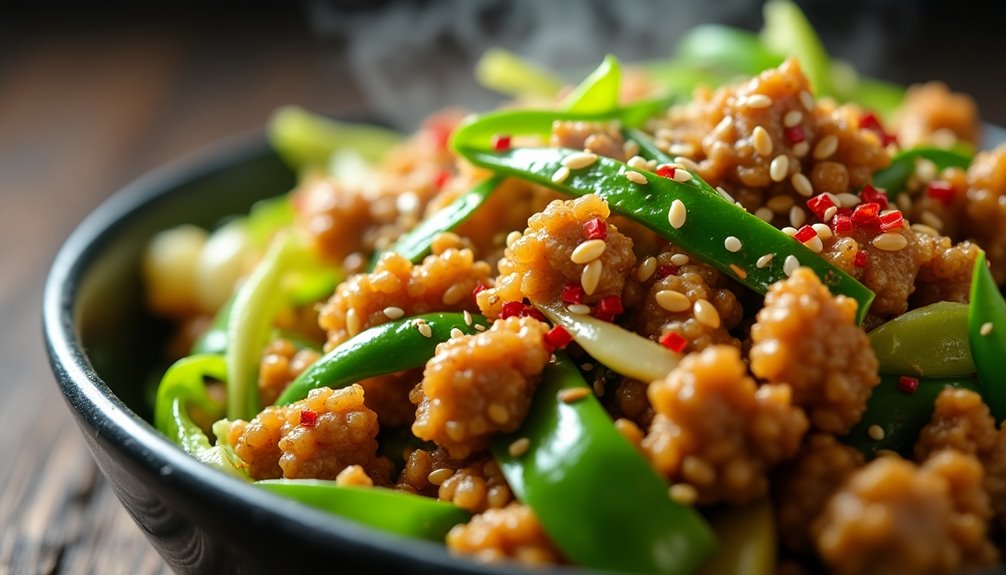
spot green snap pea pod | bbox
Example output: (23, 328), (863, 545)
(760, 0), (832, 95)
(192, 296), (234, 356)
(246, 194), (294, 247)
(493, 354), (715, 574)
(843, 373), (980, 458)
(872, 147), (972, 194)
(268, 105), (403, 170)
(256, 480), (470, 542)
(700, 500), (775, 575)
(277, 312), (490, 406)
(154, 354), (247, 479)
(969, 251), (1006, 422)
(561, 54), (621, 113)
(868, 301), (974, 377)
(674, 24), (783, 77)
(474, 47), (563, 101)
(450, 143), (875, 324)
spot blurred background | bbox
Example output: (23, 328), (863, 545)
(2, 0), (1005, 572)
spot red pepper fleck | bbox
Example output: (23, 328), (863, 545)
(859, 112), (898, 147)
(424, 121), (453, 150)
(561, 284), (585, 304)
(500, 300), (524, 319)
(832, 214), (853, 234)
(852, 202), (881, 228)
(597, 295), (624, 317)
(659, 331), (688, 353)
(854, 251), (868, 268)
(656, 265), (678, 279)
(433, 169), (451, 190)
(583, 217), (608, 240)
(656, 165), (676, 179)
(784, 125), (805, 143)
(897, 375), (919, 395)
(543, 325), (573, 352)
(299, 410), (318, 428)
(860, 185), (889, 210)
(793, 225), (817, 244)
(806, 194), (836, 221)
(927, 181), (955, 204)
(472, 282), (488, 300)
(879, 210), (904, 232)
(492, 134), (512, 152)
(522, 306), (548, 322)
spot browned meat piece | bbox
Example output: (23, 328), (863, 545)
(437, 457), (513, 513)
(911, 232), (980, 306)
(750, 268), (879, 434)
(895, 82), (980, 148)
(228, 384), (393, 483)
(963, 145), (1006, 284)
(773, 434), (864, 553)
(257, 339), (321, 407)
(318, 244), (491, 350)
(411, 317), (550, 459)
(446, 503), (563, 565)
(395, 446), (467, 498)
(550, 119), (627, 160)
(607, 378), (654, 429)
(815, 451), (998, 575)
(477, 194), (635, 318)
(642, 345), (807, 504)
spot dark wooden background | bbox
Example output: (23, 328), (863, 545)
(3, 2), (1006, 573)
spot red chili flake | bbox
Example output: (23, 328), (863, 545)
(655, 265), (678, 279)
(561, 284), (585, 304)
(852, 202), (880, 228)
(832, 214), (853, 234)
(597, 295), (624, 318)
(659, 331), (688, 353)
(500, 300), (524, 319)
(492, 134), (512, 152)
(299, 410), (318, 428)
(879, 210), (904, 232)
(854, 251), (868, 268)
(472, 282), (488, 300)
(793, 225), (817, 244)
(806, 194), (836, 220)
(784, 125), (805, 143)
(859, 112), (898, 147)
(860, 185), (889, 210)
(433, 169), (451, 190)
(927, 181), (955, 204)
(897, 375), (919, 395)
(424, 121), (452, 150)
(523, 306), (548, 322)
(583, 217), (607, 240)
(656, 165), (677, 179)
(543, 325), (573, 352)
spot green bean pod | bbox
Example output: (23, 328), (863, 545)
(700, 500), (775, 575)
(969, 251), (1006, 421)
(492, 354), (715, 574)
(256, 480), (470, 542)
(868, 301), (974, 377)
(872, 147), (972, 194)
(277, 312), (489, 406)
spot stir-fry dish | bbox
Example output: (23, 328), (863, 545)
(143, 3), (1006, 574)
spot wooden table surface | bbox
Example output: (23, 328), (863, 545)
(4, 3), (1006, 574)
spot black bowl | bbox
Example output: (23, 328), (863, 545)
(42, 132), (583, 575)
(43, 127), (1006, 575)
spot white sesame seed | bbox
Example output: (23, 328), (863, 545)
(625, 170), (648, 185)
(593, 378), (605, 397)
(442, 283), (468, 305)
(784, 110), (803, 128)
(920, 211), (944, 230)
(823, 206), (838, 222)
(672, 169), (693, 183)
(812, 223), (833, 240)
(551, 166), (571, 184)
(508, 437), (531, 457)
(670, 253), (690, 266)
(872, 232), (909, 251)
(627, 155), (649, 171)
(623, 140), (640, 158)
(910, 223), (941, 237)
(756, 253), (775, 269)
(668, 483), (699, 505)
(693, 299), (721, 328)
(789, 206), (806, 228)
(868, 425), (886, 441)
(784, 255), (800, 277)
(836, 193), (860, 208)
(668, 199), (687, 229)
(770, 154), (789, 182)
(450, 328), (464, 339)
(571, 239), (607, 264)
(463, 310), (473, 326)
(792, 173), (814, 197)
(755, 207), (774, 222)
(715, 186), (735, 203)
(799, 90), (814, 111)
(767, 195), (795, 212)
(558, 387), (591, 403)
(562, 151), (598, 170)
(752, 126), (773, 156)
(711, 116), (733, 139)
(781, 226), (798, 237)
(793, 141), (810, 157)
(655, 290), (692, 313)
(581, 260), (603, 295)
(803, 235), (824, 253)
(346, 308), (362, 337)
(668, 143), (696, 156)
(474, 324), (486, 332)
(896, 192), (913, 212)
(567, 303), (591, 315)
(417, 322), (433, 338)
(427, 468), (454, 486)
(724, 236), (743, 252)
(813, 135), (839, 160)
(637, 256), (658, 282)
(674, 156), (701, 172)
(981, 322), (994, 336)
(745, 94), (773, 109)
(383, 306), (405, 320)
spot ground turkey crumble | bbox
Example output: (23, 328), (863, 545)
(411, 316), (551, 459)
(642, 345), (807, 505)
(894, 81), (980, 149)
(394, 447), (513, 513)
(228, 384), (394, 483)
(318, 244), (491, 350)
(962, 146), (1006, 284)
(477, 194), (635, 318)
(750, 267), (879, 434)
(446, 503), (563, 566)
(815, 451), (998, 575)
(257, 338), (321, 407)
